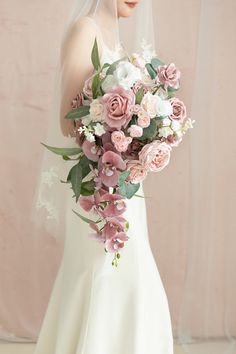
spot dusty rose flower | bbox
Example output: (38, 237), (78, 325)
(98, 151), (126, 187)
(83, 74), (95, 99)
(139, 140), (172, 172)
(71, 93), (84, 109)
(105, 232), (129, 253)
(156, 63), (181, 89)
(102, 87), (135, 129)
(169, 97), (186, 122)
(137, 109), (151, 128)
(124, 139), (143, 160)
(82, 140), (102, 162)
(89, 223), (106, 243)
(128, 125), (143, 138)
(127, 160), (148, 183)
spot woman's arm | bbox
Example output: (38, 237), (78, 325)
(59, 17), (101, 137)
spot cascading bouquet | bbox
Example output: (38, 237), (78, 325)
(42, 39), (195, 266)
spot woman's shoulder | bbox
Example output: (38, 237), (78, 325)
(71, 16), (99, 35)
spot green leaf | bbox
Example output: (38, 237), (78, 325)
(92, 72), (101, 99)
(69, 163), (82, 202)
(72, 209), (100, 224)
(91, 37), (101, 71)
(151, 58), (164, 69)
(119, 182), (140, 199)
(106, 57), (126, 75)
(139, 118), (157, 140)
(40, 143), (82, 156)
(79, 155), (92, 179)
(65, 106), (90, 120)
(135, 87), (144, 104)
(80, 179), (96, 196)
(118, 171), (130, 185)
(117, 171), (140, 199)
(145, 63), (156, 79)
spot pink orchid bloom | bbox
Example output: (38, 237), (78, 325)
(102, 217), (126, 240)
(89, 222), (106, 243)
(105, 232), (129, 253)
(82, 140), (102, 162)
(98, 151), (126, 187)
(100, 193), (127, 217)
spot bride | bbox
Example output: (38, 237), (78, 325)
(33, 0), (174, 353)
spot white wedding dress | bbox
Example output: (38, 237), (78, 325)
(34, 39), (174, 354)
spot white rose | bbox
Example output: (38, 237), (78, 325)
(171, 120), (182, 132)
(141, 92), (159, 118)
(81, 115), (92, 126)
(101, 75), (118, 93)
(162, 117), (172, 126)
(94, 123), (106, 136)
(158, 126), (173, 138)
(155, 97), (173, 117)
(113, 61), (141, 89)
(89, 99), (105, 122)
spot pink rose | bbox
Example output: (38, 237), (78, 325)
(102, 87), (135, 129)
(169, 97), (186, 122)
(137, 109), (151, 128)
(156, 63), (181, 89)
(127, 160), (148, 183)
(111, 130), (132, 152)
(128, 125), (143, 138)
(139, 140), (172, 172)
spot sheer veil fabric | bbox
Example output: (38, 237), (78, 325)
(31, 1), (174, 354)
(30, 0), (155, 243)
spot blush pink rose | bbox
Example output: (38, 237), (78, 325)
(138, 140), (172, 172)
(128, 125), (143, 138)
(127, 160), (148, 183)
(156, 63), (181, 89)
(102, 87), (135, 129)
(137, 109), (151, 128)
(169, 97), (186, 122)
(111, 130), (132, 152)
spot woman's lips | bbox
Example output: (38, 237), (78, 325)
(125, 2), (138, 9)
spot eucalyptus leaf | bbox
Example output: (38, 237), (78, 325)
(119, 182), (140, 199)
(145, 63), (156, 80)
(65, 106), (90, 120)
(72, 209), (100, 224)
(139, 118), (157, 140)
(151, 58), (164, 69)
(40, 143), (82, 156)
(91, 37), (101, 71)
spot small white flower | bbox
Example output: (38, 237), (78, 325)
(171, 120), (182, 132)
(162, 117), (172, 126)
(113, 61), (142, 89)
(158, 126), (173, 138)
(84, 129), (95, 142)
(175, 130), (183, 138)
(182, 118), (195, 132)
(94, 123), (106, 136)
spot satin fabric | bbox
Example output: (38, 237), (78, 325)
(34, 182), (174, 354)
